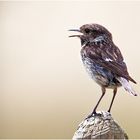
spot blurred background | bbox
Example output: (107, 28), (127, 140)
(0, 1), (140, 139)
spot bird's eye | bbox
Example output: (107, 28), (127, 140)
(84, 28), (90, 34)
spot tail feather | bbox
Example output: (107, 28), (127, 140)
(128, 76), (137, 84)
(117, 77), (138, 96)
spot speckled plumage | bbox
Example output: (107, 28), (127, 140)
(80, 36), (121, 88)
(69, 23), (137, 114)
(81, 54), (121, 88)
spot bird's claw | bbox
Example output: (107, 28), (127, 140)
(85, 111), (97, 119)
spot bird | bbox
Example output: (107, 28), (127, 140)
(69, 23), (137, 116)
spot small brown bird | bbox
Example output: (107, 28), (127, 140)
(69, 23), (137, 115)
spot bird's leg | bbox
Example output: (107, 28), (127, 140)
(108, 87), (117, 113)
(86, 87), (106, 119)
(92, 87), (106, 114)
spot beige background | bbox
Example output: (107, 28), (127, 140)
(0, 1), (140, 139)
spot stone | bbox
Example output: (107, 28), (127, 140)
(73, 111), (128, 139)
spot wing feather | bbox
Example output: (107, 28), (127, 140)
(84, 44), (136, 84)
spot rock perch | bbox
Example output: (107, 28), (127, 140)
(73, 111), (128, 139)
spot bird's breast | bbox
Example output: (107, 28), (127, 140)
(81, 52), (121, 88)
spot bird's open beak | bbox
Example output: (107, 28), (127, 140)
(68, 29), (82, 37)
(69, 29), (81, 32)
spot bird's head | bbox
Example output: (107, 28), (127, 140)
(69, 23), (112, 45)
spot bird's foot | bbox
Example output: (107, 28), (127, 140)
(107, 109), (111, 113)
(85, 110), (102, 119)
(86, 111), (96, 119)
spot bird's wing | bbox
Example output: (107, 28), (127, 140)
(85, 44), (136, 84)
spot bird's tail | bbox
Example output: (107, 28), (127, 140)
(117, 77), (138, 96)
